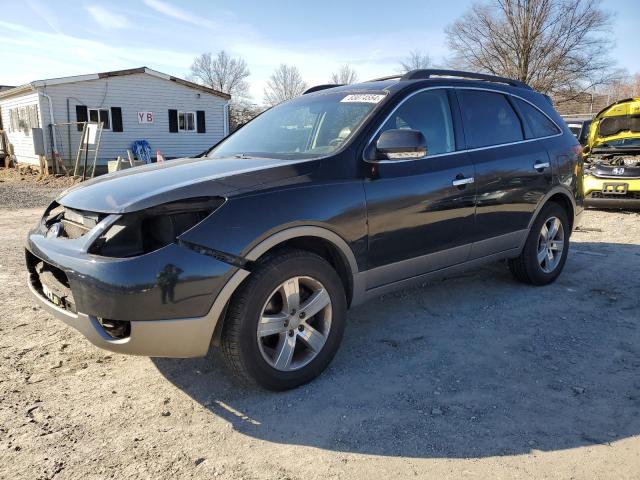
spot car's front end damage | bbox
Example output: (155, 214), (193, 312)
(24, 155), (313, 357)
(583, 97), (640, 208)
(26, 198), (246, 357)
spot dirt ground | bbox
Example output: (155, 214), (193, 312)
(1, 177), (639, 480)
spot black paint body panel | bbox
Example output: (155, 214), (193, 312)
(364, 153), (476, 270)
(26, 232), (237, 321)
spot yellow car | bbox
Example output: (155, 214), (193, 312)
(583, 97), (640, 208)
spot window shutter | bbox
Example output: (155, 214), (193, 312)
(196, 110), (206, 133)
(168, 109), (178, 133)
(75, 105), (88, 131)
(111, 107), (123, 132)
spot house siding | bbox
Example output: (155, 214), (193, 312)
(0, 91), (42, 164)
(36, 73), (228, 166)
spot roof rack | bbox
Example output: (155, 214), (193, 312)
(400, 69), (531, 89)
(366, 75), (403, 82)
(365, 69), (531, 90)
(303, 84), (344, 95)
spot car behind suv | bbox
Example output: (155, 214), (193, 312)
(26, 69), (583, 390)
(582, 97), (640, 208)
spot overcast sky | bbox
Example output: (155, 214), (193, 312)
(1, 0), (638, 102)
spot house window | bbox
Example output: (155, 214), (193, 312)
(88, 108), (111, 130)
(178, 111), (196, 132)
(8, 104), (39, 134)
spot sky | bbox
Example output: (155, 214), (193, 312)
(1, 0), (638, 103)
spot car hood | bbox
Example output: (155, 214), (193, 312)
(58, 156), (317, 214)
(588, 97), (640, 150)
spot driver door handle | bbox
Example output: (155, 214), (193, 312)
(452, 177), (474, 187)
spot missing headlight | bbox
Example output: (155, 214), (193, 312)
(89, 197), (225, 257)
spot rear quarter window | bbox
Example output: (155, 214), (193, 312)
(513, 97), (560, 138)
(458, 90), (524, 148)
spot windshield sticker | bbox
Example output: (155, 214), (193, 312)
(340, 94), (386, 104)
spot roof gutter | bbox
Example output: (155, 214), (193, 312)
(0, 83), (34, 100)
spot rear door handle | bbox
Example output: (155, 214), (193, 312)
(452, 177), (474, 187)
(534, 161), (550, 171)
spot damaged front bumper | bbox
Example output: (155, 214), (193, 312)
(25, 210), (249, 357)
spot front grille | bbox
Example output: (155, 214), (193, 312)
(588, 191), (640, 199)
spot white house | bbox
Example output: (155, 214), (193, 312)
(0, 67), (230, 168)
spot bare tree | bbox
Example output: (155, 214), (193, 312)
(599, 70), (640, 102)
(398, 50), (432, 73)
(189, 51), (250, 99)
(330, 64), (359, 84)
(263, 64), (307, 106)
(445, 0), (613, 96)
(189, 51), (254, 132)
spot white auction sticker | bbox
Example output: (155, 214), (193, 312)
(340, 94), (386, 104)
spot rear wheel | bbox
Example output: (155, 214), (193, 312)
(221, 249), (347, 390)
(508, 203), (570, 285)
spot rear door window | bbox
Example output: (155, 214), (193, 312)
(513, 97), (560, 138)
(458, 90), (524, 148)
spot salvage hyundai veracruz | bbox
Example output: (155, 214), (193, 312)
(26, 70), (582, 390)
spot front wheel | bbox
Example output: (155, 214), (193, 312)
(508, 202), (570, 285)
(221, 249), (347, 390)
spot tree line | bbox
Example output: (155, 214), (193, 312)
(187, 0), (633, 130)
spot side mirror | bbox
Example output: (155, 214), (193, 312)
(375, 129), (427, 161)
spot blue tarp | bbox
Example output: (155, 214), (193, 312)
(131, 140), (152, 163)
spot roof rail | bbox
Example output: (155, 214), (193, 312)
(303, 84), (343, 94)
(366, 75), (403, 82)
(400, 69), (532, 89)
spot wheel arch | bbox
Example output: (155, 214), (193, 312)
(546, 192), (575, 231)
(209, 226), (363, 348)
(527, 186), (576, 233)
(244, 226), (361, 307)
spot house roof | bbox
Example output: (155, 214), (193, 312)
(0, 67), (231, 100)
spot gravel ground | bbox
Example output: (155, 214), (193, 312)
(1, 178), (639, 479)
(0, 169), (76, 209)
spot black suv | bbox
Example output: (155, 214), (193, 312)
(26, 70), (583, 390)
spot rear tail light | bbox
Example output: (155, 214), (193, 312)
(572, 144), (583, 157)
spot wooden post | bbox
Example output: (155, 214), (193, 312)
(37, 154), (49, 179)
(127, 149), (135, 167)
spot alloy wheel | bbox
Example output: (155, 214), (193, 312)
(537, 216), (565, 274)
(257, 276), (332, 371)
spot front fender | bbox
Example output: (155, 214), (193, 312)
(178, 181), (368, 271)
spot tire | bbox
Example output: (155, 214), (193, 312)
(221, 249), (347, 391)
(508, 202), (570, 285)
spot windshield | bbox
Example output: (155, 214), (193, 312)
(208, 92), (385, 159)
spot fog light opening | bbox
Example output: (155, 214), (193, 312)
(98, 318), (131, 339)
